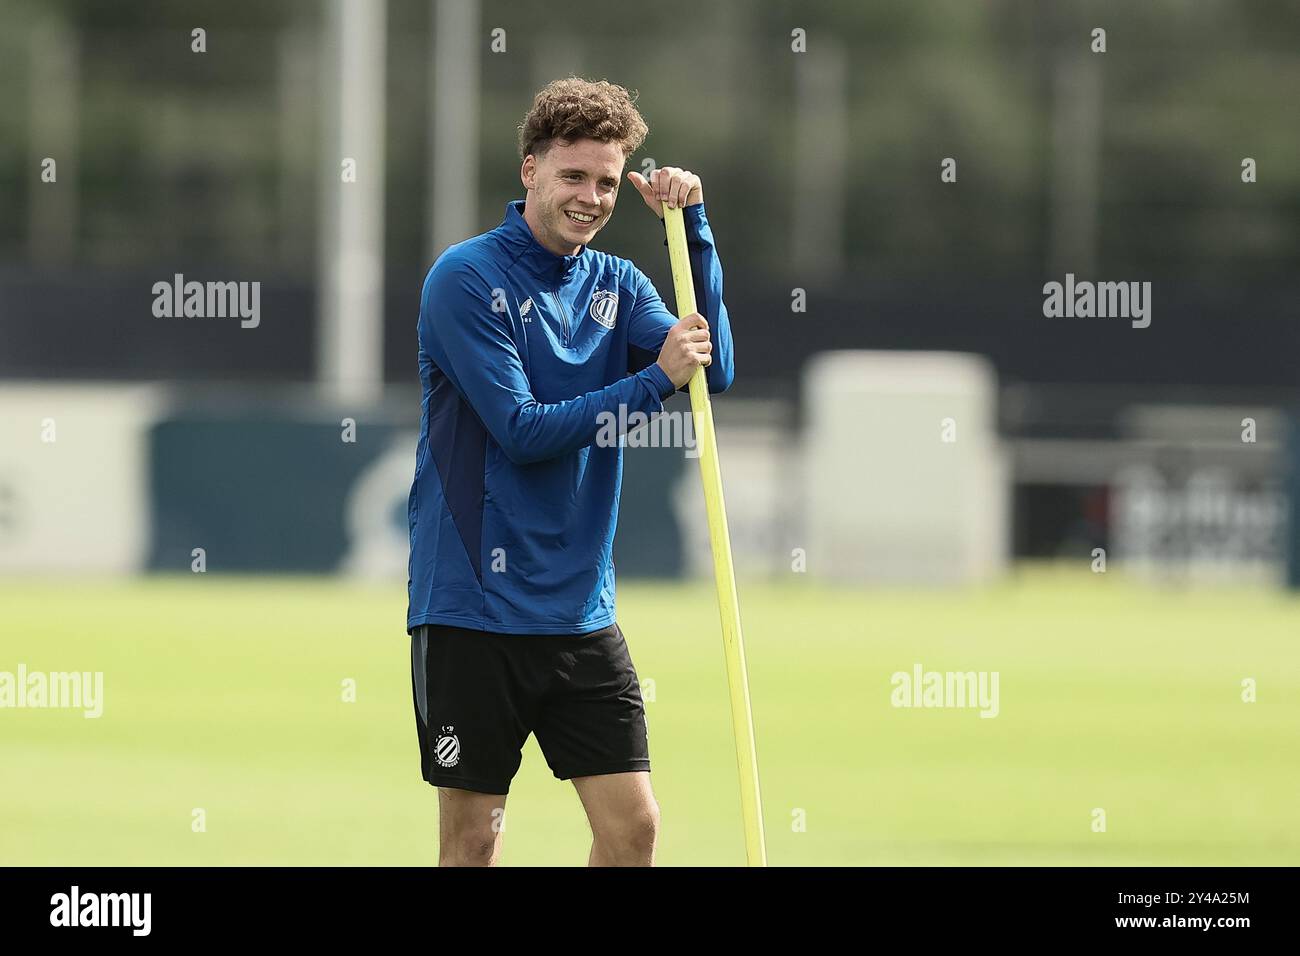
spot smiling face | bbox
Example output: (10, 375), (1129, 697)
(521, 137), (625, 257)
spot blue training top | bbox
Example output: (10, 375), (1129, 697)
(407, 198), (734, 635)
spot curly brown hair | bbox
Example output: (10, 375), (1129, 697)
(517, 77), (650, 161)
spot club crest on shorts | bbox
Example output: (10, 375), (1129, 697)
(435, 725), (461, 768)
(589, 289), (619, 330)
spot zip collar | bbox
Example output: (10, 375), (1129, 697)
(498, 199), (590, 284)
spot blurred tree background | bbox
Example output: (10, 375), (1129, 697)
(0, 0), (1295, 389)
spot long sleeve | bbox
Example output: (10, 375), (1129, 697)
(626, 201), (735, 394)
(421, 257), (677, 465)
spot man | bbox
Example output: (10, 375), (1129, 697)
(407, 77), (734, 866)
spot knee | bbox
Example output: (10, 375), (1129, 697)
(440, 832), (499, 866)
(598, 802), (660, 859)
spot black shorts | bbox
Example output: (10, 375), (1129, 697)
(410, 621), (651, 795)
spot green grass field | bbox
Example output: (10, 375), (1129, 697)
(2, 565), (1297, 866)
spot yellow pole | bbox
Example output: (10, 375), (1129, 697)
(662, 203), (766, 866)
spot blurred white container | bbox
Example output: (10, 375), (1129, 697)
(0, 383), (162, 574)
(802, 351), (1009, 585)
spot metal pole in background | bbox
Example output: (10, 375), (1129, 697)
(791, 37), (847, 282)
(429, 0), (480, 261)
(318, 0), (387, 405)
(1048, 51), (1101, 277)
(27, 16), (79, 267)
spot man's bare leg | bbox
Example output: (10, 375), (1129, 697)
(572, 771), (659, 867)
(437, 787), (507, 866)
